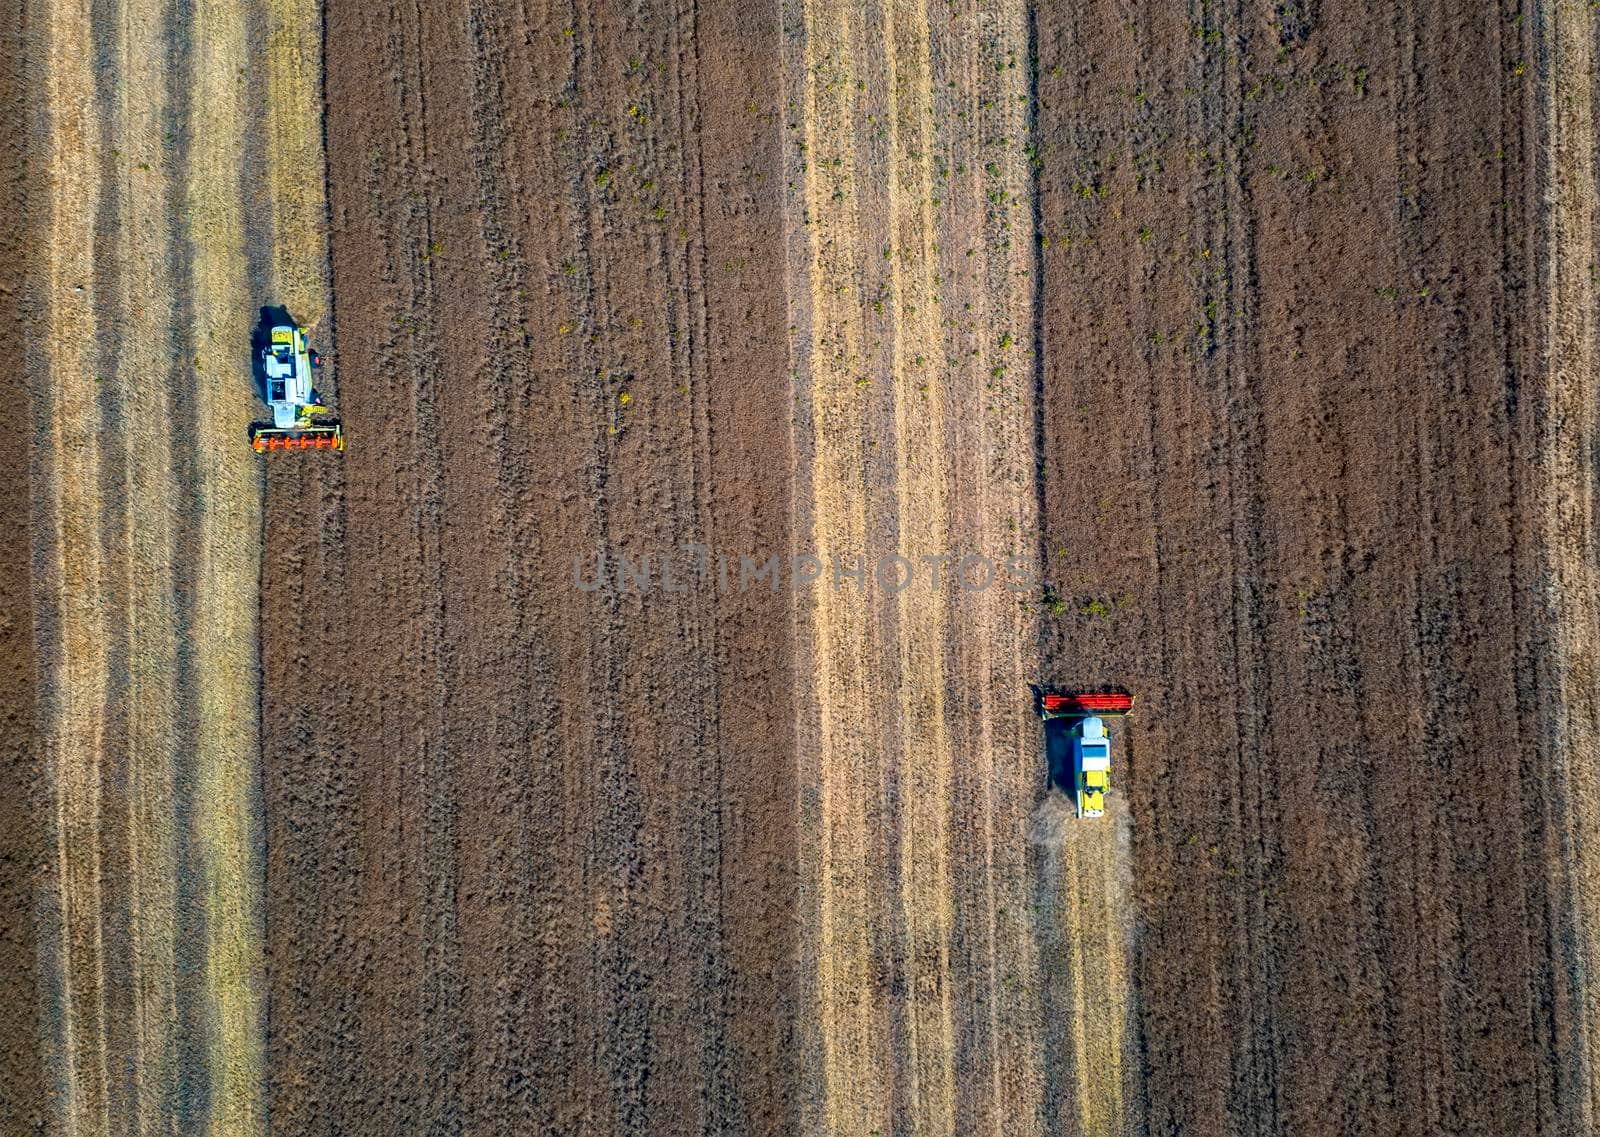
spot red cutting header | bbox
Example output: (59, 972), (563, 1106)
(1042, 692), (1134, 714)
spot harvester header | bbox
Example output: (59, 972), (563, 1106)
(252, 428), (343, 453)
(1039, 691), (1134, 718)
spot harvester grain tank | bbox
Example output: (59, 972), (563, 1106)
(250, 324), (344, 453)
(1073, 718), (1112, 818)
(1038, 691), (1134, 819)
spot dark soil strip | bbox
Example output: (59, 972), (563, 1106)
(0, 0), (43, 1123)
(262, 1), (796, 1133)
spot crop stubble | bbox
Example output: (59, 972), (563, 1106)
(1540, 0), (1600, 1125)
(9, 0), (327, 1124)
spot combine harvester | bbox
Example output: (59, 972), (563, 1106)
(250, 323), (344, 453)
(1038, 691), (1134, 819)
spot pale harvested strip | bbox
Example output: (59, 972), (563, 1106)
(987, 162), (1051, 1137)
(263, 0), (328, 325)
(37, 0), (111, 1125)
(887, 0), (957, 1131)
(187, 0), (265, 1125)
(115, 0), (183, 1121)
(799, 0), (888, 1131)
(795, 0), (1057, 1132)
(1062, 820), (1131, 1135)
(1046, 821), (1092, 1136)
(1544, 0), (1600, 1126)
(781, 1), (827, 1131)
(921, 6), (1019, 1132)
(941, 2), (1050, 1133)
(1036, 815), (1131, 1137)
(36, 0), (279, 1124)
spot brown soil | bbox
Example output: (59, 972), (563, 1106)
(261, 2), (796, 1132)
(263, 0), (1600, 1133)
(1, 0), (43, 1125)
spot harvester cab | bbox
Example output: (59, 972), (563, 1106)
(250, 323), (343, 453)
(1038, 690), (1133, 820)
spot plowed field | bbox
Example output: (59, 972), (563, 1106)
(261, 2), (797, 1131)
(7, 1), (1600, 1136)
(1035, 3), (1600, 1131)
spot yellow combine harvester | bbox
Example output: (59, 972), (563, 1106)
(250, 324), (344, 453)
(1038, 691), (1134, 819)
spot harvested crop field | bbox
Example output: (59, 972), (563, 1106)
(6, 1), (1600, 1137)
(7, 0), (326, 1124)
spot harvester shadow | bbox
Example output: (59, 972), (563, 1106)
(247, 305), (291, 444)
(251, 304), (298, 404)
(1029, 683), (1073, 793)
(1042, 715), (1074, 794)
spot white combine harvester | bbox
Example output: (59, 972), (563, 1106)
(250, 324), (343, 453)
